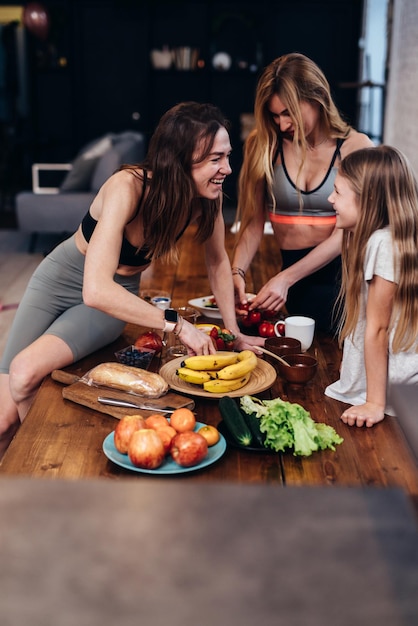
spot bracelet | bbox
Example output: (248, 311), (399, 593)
(173, 315), (184, 336)
(231, 266), (246, 280)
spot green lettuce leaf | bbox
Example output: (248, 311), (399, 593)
(239, 395), (343, 456)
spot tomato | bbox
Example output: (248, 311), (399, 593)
(258, 321), (275, 338)
(248, 310), (261, 325)
(240, 314), (254, 328)
(134, 331), (163, 354)
(262, 309), (277, 319)
(240, 302), (250, 311)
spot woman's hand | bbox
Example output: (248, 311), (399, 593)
(340, 402), (385, 428)
(233, 332), (265, 354)
(177, 321), (216, 356)
(250, 272), (292, 312)
(233, 274), (248, 315)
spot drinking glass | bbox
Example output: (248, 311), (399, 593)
(165, 306), (200, 359)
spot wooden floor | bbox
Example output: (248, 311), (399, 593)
(0, 222), (277, 360)
(0, 252), (44, 358)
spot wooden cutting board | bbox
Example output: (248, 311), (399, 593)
(51, 370), (195, 420)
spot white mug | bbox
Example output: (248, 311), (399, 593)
(274, 316), (315, 351)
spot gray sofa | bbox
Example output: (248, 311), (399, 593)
(16, 131), (145, 252)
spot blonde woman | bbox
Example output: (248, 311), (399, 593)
(232, 53), (373, 331)
(325, 146), (418, 427)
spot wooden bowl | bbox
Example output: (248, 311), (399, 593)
(265, 336), (302, 356)
(277, 353), (318, 385)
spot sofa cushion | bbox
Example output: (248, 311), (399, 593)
(60, 135), (113, 191)
(16, 191), (96, 233)
(91, 134), (145, 192)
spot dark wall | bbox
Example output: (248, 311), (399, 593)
(2, 0), (364, 203)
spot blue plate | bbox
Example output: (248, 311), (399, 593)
(102, 421), (227, 474)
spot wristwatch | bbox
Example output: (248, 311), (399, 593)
(163, 308), (179, 333)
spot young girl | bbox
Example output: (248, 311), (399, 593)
(325, 146), (418, 427)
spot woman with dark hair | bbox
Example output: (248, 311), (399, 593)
(232, 53), (374, 331)
(0, 101), (262, 457)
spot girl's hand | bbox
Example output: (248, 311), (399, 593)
(340, 402), (385, 428)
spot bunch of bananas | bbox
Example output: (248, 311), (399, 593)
(176, 350), (258, 393)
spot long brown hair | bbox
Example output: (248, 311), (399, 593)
(336, 146), (418, 352)
(236, 53), (350, 239)
(123, 102), (230, 261)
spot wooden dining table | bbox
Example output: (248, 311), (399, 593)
(1, 222), (418, 515)
(0, 319), (417, 513)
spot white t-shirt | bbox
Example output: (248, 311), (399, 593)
(325, 226), (418, 416)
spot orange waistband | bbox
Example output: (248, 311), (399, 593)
(269, 213), (337, 226)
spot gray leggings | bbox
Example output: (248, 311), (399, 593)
(0, 235), (141, 373)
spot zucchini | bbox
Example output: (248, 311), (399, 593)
(242, 411), (265, 448)
(218, 396), (252, 447)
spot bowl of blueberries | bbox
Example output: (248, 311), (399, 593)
(114, 346), (156, 369)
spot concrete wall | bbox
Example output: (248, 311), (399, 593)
(384, 0), (418, 172)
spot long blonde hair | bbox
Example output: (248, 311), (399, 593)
(236, 52), (350, 238)
(336, 146), (418, 352)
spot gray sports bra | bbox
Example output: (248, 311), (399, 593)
(269, 137), (345, 224)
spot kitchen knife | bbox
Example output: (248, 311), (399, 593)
(97, 396), (193, 413)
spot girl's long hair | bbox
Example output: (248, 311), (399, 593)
(122, 102), (230, 262)
(336, 146), (418, 352)
(236, 52), (350, 239)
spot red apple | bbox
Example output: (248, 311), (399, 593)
(128, 429), (165, 469)
(114, 414), (147, 454)
(170, 432), (208, 467)
(134, 331), (163, 354)
(154, 425), (177, 454)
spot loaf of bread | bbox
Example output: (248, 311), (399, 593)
(83, 362), (169, 398)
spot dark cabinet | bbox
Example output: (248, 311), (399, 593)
(19, 0), (363, 205)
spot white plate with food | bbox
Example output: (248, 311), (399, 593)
(189, 294), (255, 320)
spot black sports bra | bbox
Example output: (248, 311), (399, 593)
(81, 211), (151, 266)
(81, 169), (149, 266)
(81, 170), (191, 267)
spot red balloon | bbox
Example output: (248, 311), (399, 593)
(23, 2), (50, 41)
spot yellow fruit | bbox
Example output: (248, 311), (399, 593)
(182, 352), (239, 371)
(203, 372), (251, 393)
(216, 350), (258, 380)
(198, 425), (220, 446)
(177, 367), (212, 385)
